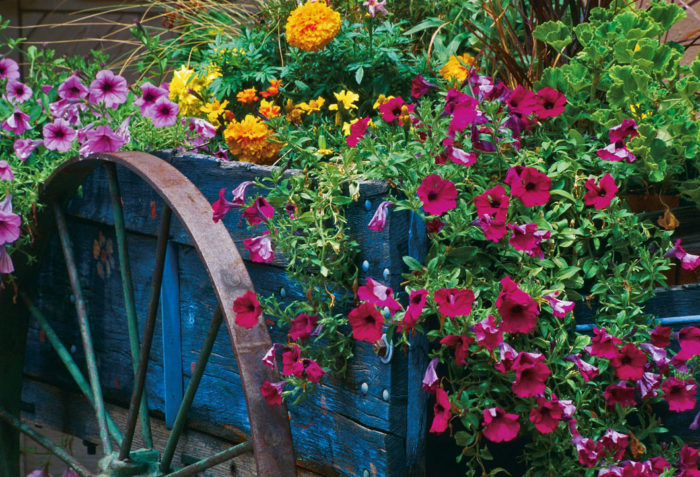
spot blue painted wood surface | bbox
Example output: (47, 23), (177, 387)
(161, 241), (183, 429)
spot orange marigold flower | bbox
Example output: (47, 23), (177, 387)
(224, 114), (281, 165)
(259, 99), (281, 119)
(261, 79), (282, 98)
(285, 1), (341, 52)
(237, 87), (259, 104)
(439, 53), (477, 84)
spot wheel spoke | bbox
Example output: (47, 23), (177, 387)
(160, 306), (223, 472)
(165, 441), (252, 477)
(0, 406), (95, 477)
(106, 163), (153, 449)
(53, 203), (112, 455)
(118, 204), (172, 460)
(21, 294), (124, 446)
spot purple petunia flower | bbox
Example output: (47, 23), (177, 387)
(368, 201), (394, 231)
(83, 125), (127, 154)
(2, 108), (31, 135)
(13, 138), (41, 161)
(0, 244), (13, 274)
(58, 74), (88, 100)
(0, 160), (14, 181)
(214, 146), (230, 161)
(43, 118), (76, 152)
(116, 117), (131, 145)
(189, 117), (216, 139)
(88, 70), (128, 108)
(421, 358), (439, 394)
(0, 58), (20, 81)
(41, 84), (53, 95)
(0, 195), (21, 246)
(6, 80), (32, 103)
(363, 0), (389, 17)
(135, 82), (168, 116)
(150, 97), (179, 128)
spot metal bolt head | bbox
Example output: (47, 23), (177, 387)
(361, 260), (370, 272)
(363, 470), (370, 477)
(382, 268), (390, 281)
(364, 199), (372, 211)
(382, 389), (390, 401)
(279, 287), (286, 297)
(360, 382), (369, 395)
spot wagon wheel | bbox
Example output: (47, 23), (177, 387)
(0, 152), (296, 476)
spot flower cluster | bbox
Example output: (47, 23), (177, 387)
(285, 1), (341, 52)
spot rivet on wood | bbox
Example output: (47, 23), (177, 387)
(364, 199), (372, 211)
(361, 260), (370, 272)
(382, 389), (390, 401)
(70, 345), (77, 354)
(280, 287), (286, 297)
(363, 469), (370, 477)
(360, 382), (369, 395)
(382, 306), (390, 317)
(382, 268), (390, 281)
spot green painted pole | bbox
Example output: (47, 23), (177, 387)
(53, 202), (112, 455)
(105, 163), (153, 449)
(21, 294), (123, 445)
(165, 441), (252, 477)
(160, 306), (223, 472)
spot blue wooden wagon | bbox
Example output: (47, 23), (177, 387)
(0, 151), (698, 476)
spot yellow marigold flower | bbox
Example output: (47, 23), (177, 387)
(259, 99), (281, 119)
(373, 94), (394, 109)
(237, 87), (259, 104)
(169, 65), (204, 116)
(439, 53), (477, 84)
(224, 114), (281, 165)
(202, 67), (221, 87)
(285, 1), (341, 52)
(298, 96), (325, 114)
(285, 99), (304, 124)
(169, 65), (194, 98)
(201, 99), (229, 125)
(261, 79), (283, 98)
(328, 90), (359, 111)
(317, 148), (334, 155)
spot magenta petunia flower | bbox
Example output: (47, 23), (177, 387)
(566, 353), (599, 382)
(681, 445), (699, 470)
(584, 173), (618, 209)
(13, 138), (40, 162)
(482, 407), (520, 443)
(610, 342), (647, 381)
(417, 174), (457, 216)
(651, 325), (672, 348)
(242, 197), (275, 225)
(588, 327), (622, 359)
(448, 95), (479, 135)
(434, 287), (475, 318)
(534, 87), (566, 118)
(609, 119), (639, 143)
(596, 140), (636, 163)
(662, 377), (697, 412)
(665, 240), (700, 271)
(604, 382), (637, 408)
(347, 116), (371, 147)
(0, 161), (13, 181)
(260, 380), (286, 406)
(243, 234), (274, 263)
(639, 343), (670, 373)
(3, 108), (31, 135)
(678, 326), (700, 360)
(411, 74), (437, 99)
(135, 81), (168, 115)
(378, 96), (408, 123)
(508, 222), (550, 259)
(421, 357), (439, 394)
(443, 88), (469, 115)
(599, 429), (629, 461)
(505, 166), (551, 207)
(475, 184), (510, 220)
(637, 371), (662, 400)
(543, 291), (575, 318)
(425, 218), (444, 234)
(150, 97), (179, 128)
(357, 277), (402, 315)
(496, 276), (539, 334)
(6, 80), (32, 103)
(84, 125), (127, 154)
(402, 288), (428, 331)
(529, 396), (563, 434)
(43, 118), (76, 152)
(282, 349), (325, 383)
(494, 342), (518, 373)
(289, 313), (319, 342)
(232, 181), (255, 206)
(58, 74), (88, 100)
(506, 85), (537, 116)
(0, 195), (21, 246)
(439, 334), (474, 366)
(0, 58), (19, 81)
(262, 343), (281, 368)
(211, 188), (236, 223)
(445, 145), (477, 167)
(282, 345), (301, 376)
(0, 245), (14, 274)
(348, 302), (384, 343)
(511, 351), (550, 398)
(368, 201), (393, 231)
(429, 388), (452, 434)
(188, 117), (217, 142)
(215, 146), (230, 162)
(572, 436), (601, 468)
(300, 358), (325, 384)
(472, 315), (503, 351)
(232, 290), (262, 328)
(88, 70), (128, 108)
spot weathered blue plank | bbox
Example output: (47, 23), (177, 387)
(160, 241), (182, 429)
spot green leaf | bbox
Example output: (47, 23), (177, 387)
(355, 66), (364, 85)
(533, 21), (572, 51)
(648, 2), (685, 31)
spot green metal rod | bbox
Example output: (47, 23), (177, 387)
(105, 163), (154, 449)
(0, 406), (95, 477)
(53, 202), (113, 455)
(118, 205), (172, 461)
(21, 294), (124, 446)
(165, 440), (252, 477)
(160, 306), (223, 472)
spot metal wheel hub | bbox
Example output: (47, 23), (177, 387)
(98, 449), (161, 477)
